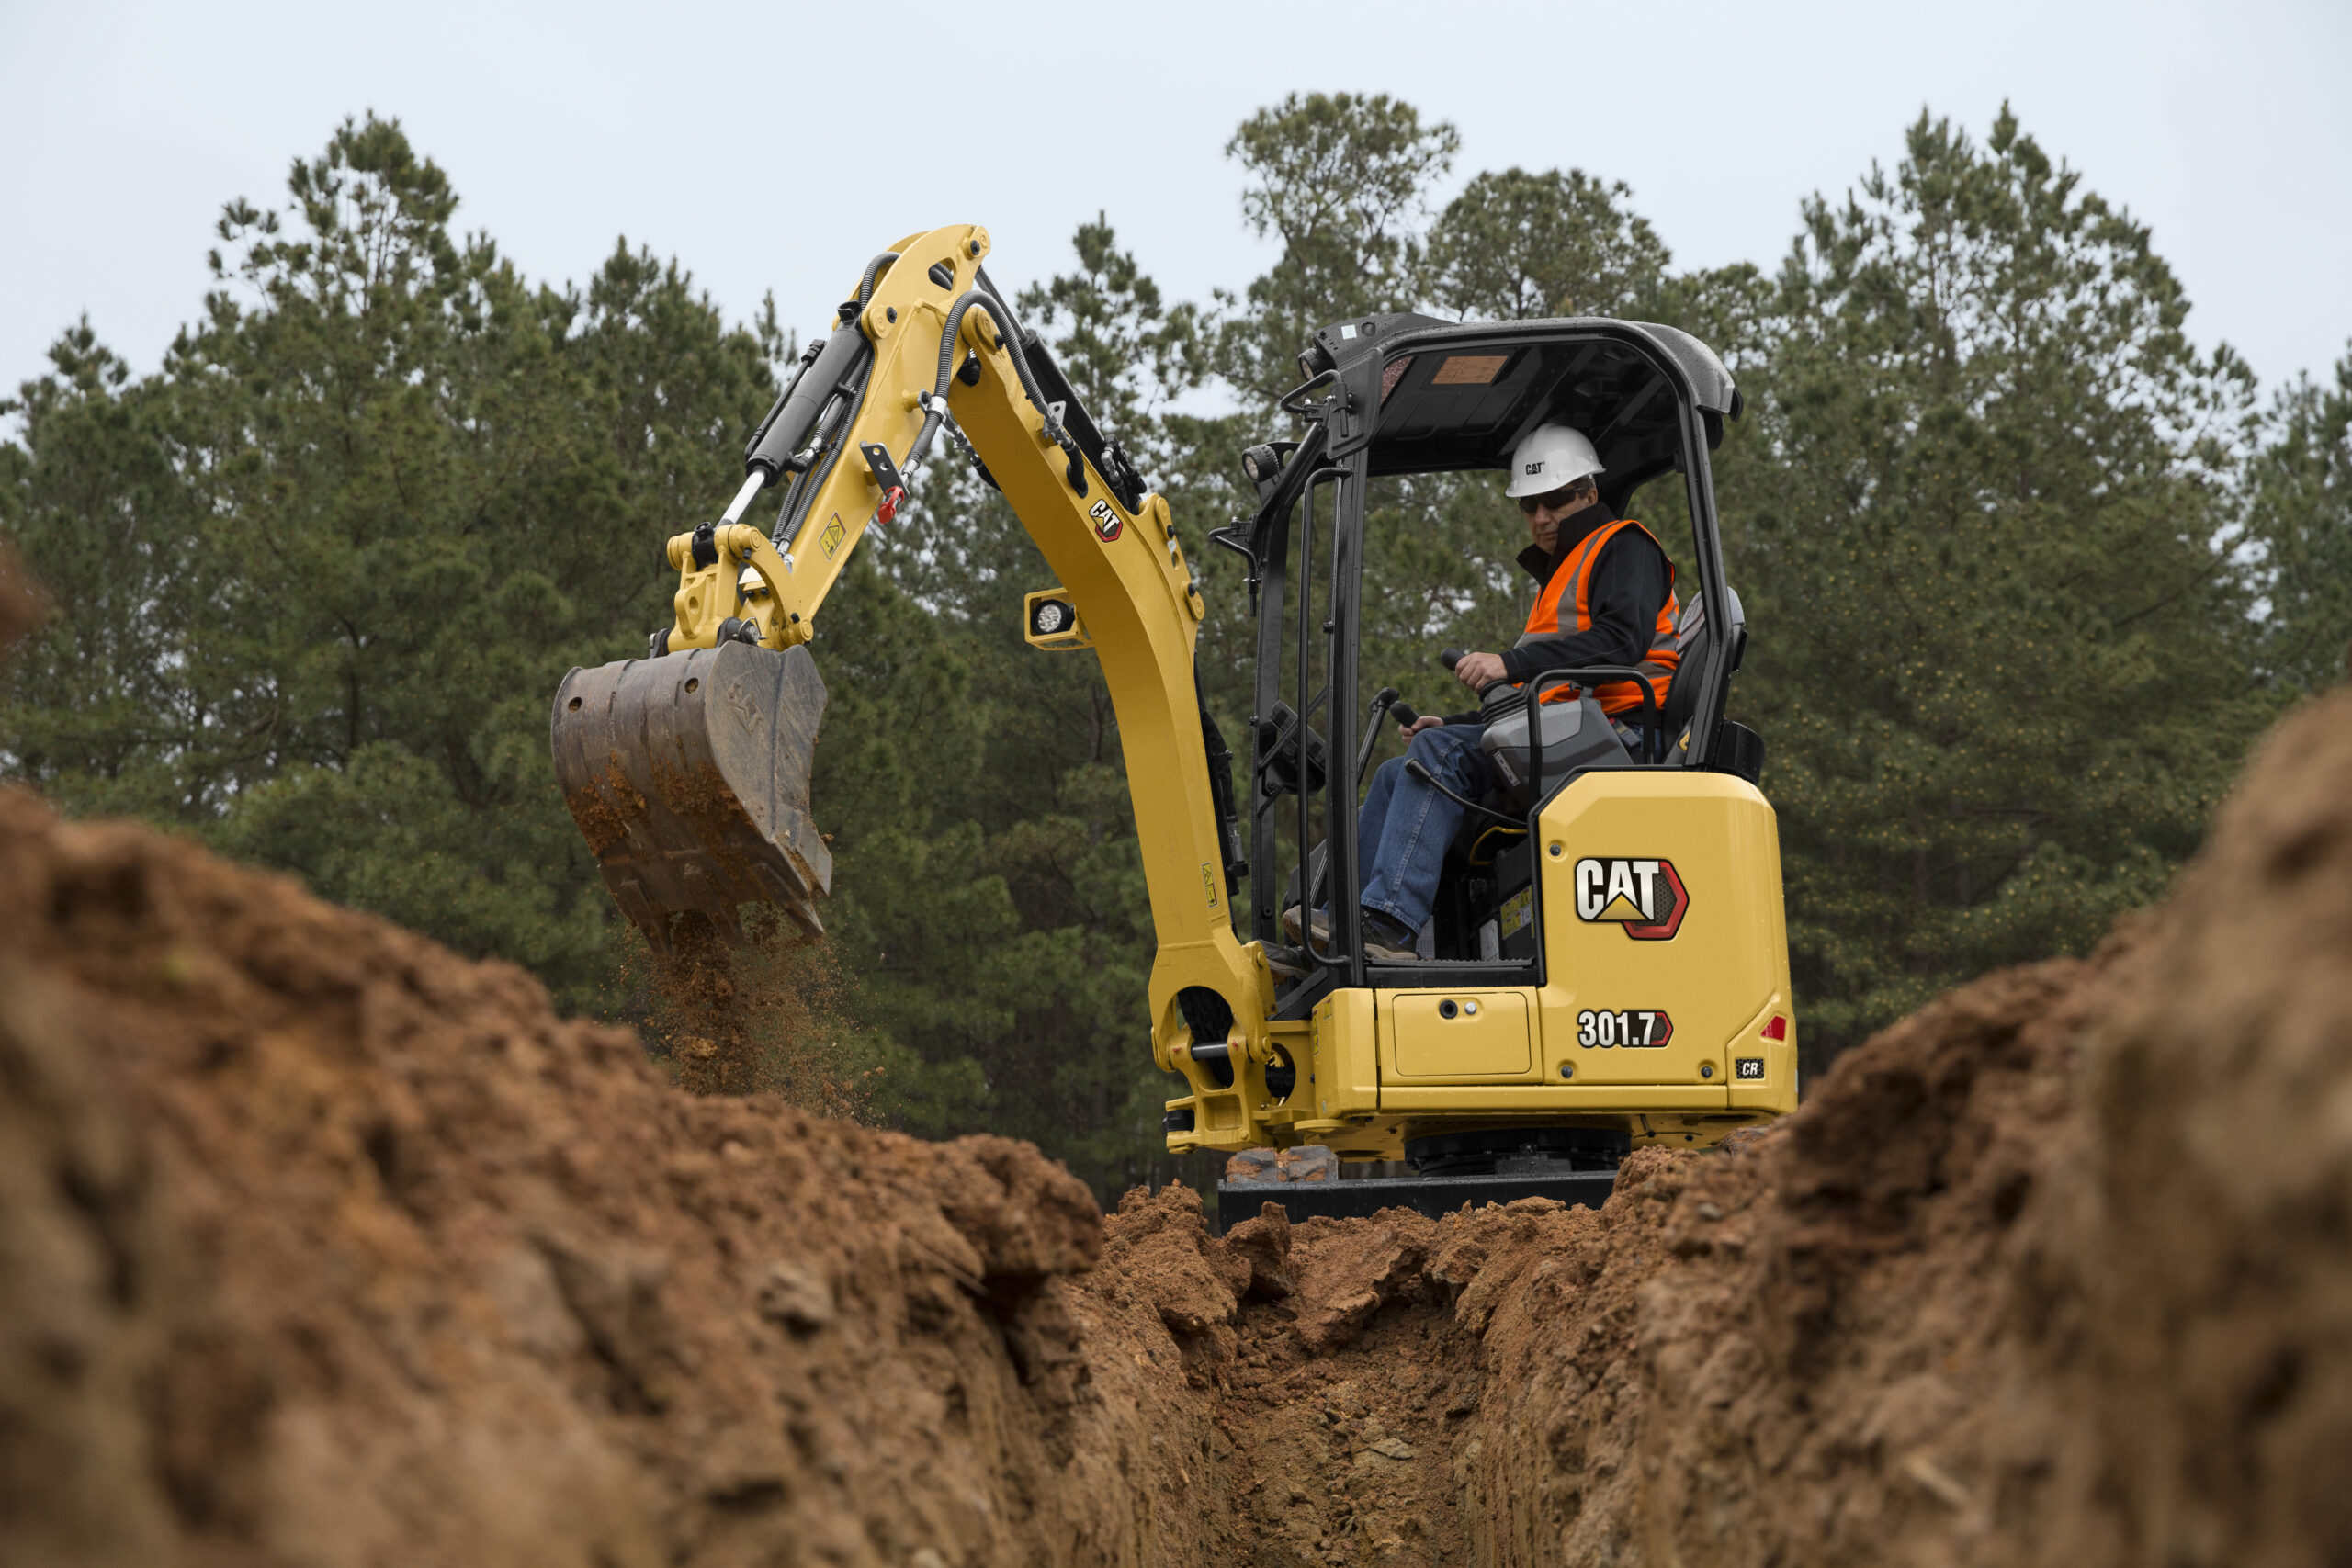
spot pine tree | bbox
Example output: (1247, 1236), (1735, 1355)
(1721, 107), (2265, 1064)
(1425, 166), (1671, 321)
(1216, 92), (1457, 402)
(1, 116), (781, 1009)
(2244, 349), (2352, 691)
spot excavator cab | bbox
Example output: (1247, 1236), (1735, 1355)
(1190, 312), (1795, 1217)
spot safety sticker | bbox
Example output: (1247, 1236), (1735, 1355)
(1089, 499), (1123, 543)
(1498, 885), (1533, 939)
(1576, 1009), (1673, 1048)
(1735, 1057), (1766, 1080)
(819, 513), (847, 559)
(1572, 857), (1690, 940)
(1200, 861), (1218, 908)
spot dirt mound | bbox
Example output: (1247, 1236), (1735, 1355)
(1616, 686), (2352, 1567)
(6, 675), (2349, 1566)
(0, 788), (1206, 1567)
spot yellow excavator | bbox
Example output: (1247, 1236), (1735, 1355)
(551, 225), (1796, 1223)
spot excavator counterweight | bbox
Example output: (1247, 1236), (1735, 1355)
(552, 640), (830, 951)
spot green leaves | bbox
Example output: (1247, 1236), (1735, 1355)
(1427, 167), (1671, 321)
(1015, 213), (1206, 459)
(2244, 353), (2352, 690)
(1217, 92), (1458, 400)
(1722, 107), (2276, 1064)
(7, 98), (2344, 1192)
(3, 114), (780, 1013)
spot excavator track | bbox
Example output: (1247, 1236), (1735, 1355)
(551, 641), (831, 952)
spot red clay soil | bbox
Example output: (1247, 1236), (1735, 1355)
(6, 685), (2350, 1566)
(1611, 686), (2352, 1568)
(0, 788), (1202, 1568)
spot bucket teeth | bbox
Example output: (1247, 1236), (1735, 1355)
(550, 641), (831, 950)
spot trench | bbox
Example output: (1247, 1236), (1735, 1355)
(7, 682), (2352, 1568)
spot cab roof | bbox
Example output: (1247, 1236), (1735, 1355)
(1303, 313), (1739, 515)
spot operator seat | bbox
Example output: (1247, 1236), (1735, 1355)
(1653, 583), (1741, 758)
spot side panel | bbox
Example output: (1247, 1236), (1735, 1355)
(1532, 772), (1796, 1112)
(1385, 990), (1537, 1078)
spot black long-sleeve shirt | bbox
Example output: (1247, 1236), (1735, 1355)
(1443, 509), (1672, 724)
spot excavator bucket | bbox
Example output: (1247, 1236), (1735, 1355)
(551, 642), (831, 952)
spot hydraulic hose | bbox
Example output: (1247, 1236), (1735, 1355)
(907, 289), (1060, 468)
(854, 251), (899, 309)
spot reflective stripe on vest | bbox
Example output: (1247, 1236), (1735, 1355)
(1514, 518), (1679, 715)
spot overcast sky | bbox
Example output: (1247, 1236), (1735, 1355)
(4, 0), (2346, 416)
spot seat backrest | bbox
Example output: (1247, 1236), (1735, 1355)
(1657, 585), (1740, 741)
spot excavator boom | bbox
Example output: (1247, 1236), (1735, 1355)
(549, 226), (1257, 1048)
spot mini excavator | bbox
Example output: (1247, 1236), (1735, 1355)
(551, 226), (1796, 1225)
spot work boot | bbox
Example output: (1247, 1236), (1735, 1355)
(1280, 906), (1329, 946)
(1263, 943), (1311, 981)
(1270, 908), (1420, 969)
(1363, 908), (1420, 964)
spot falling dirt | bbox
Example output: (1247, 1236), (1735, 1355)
(624, 907), (876, 1116)
(5, 684), (2351, 1565)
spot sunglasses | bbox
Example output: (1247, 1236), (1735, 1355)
(1518, 484), (1587, 515)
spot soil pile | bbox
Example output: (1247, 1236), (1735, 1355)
(6, 682), (2349, 1567)
(0, 789), (1206, 1567)
(623, 907), (873, 1115)
(1608, 685), (2352, 1568)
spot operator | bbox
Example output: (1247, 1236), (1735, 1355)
(1284, 423), (1679, 965)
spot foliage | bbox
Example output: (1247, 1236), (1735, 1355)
(1216, 92), (1458, 401)
(0, 115), (783, 1010)
(2243, 353), (2352, 691)
(1717, 109), (2271, 1060)
(6, 98), (2342, 1199)
(1426, 167), (1671, 322)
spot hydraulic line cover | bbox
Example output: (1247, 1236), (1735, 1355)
(551, 642), (831, 951)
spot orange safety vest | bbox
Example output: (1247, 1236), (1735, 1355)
(1516, 517), (1679, 716)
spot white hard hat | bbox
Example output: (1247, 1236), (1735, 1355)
(1506, 423), (1604, 499)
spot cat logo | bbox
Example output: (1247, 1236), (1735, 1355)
(1089, 499), (1123, 543)
(1572, 857), (1690, 941)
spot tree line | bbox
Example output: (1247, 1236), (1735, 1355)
(5, 99), (2346, 1202)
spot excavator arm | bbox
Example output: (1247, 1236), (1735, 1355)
(551, 226), (1275, 1108)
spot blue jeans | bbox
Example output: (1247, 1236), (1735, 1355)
(1355, 724), (1498, 936)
